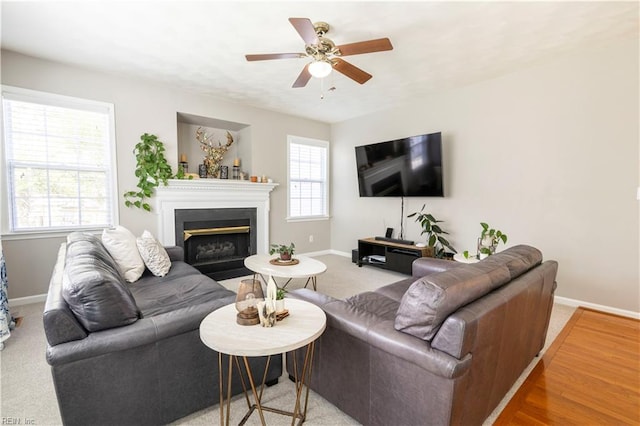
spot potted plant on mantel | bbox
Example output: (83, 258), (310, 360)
(269, 242), (296, 261)
(407, 204), (457, 258)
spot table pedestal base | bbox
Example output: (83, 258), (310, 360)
(218, 342), (316, 425)
(253, 273), (318, 292)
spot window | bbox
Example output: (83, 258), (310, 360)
(2, 86), (117, 233)
(287, 136), (329, 220)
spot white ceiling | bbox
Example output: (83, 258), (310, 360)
(1, 1), (638, 123)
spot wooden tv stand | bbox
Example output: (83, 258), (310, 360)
(357, 237), (433, 275)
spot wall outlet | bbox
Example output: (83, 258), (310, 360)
(309, 234), (314, 243)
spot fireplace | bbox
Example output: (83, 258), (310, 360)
(175, 208), (257, 280)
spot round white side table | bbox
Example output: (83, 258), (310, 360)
(200, 299), (326, 425)
(244, 254), (327, 291)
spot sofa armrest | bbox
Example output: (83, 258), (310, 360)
(165, 246), (184, 262)
(412, 257), (461, 278)
(44, 244), (88, 346)
(45, 294), (234, 366)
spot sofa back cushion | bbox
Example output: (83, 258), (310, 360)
(394, 245), (543, 341)
(62, 232), (141, 332)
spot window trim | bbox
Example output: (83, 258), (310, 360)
(286, 135), (330, 222)
(1, 85), (119, 235)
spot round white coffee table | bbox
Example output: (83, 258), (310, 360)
(244, 254), (327, 291)
(200, 299), (326, 425)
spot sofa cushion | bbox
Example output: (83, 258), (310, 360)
(63, 233), (141, 332)
(395, 263), (511, 341)
(129, 265), (235, 317)
(394, 245), (543, 341)
(480, 245), (543, 279)
(346, 292), (400, 322)
(102, 226), (146, 282)
(136, 230), (171, 277)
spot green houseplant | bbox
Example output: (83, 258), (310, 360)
(407, 204), (456, 258)
(124, 133), (174, 212)
(478, 222), (508, 256)
(269, 242), (296, 261)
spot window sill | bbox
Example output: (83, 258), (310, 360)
(286, 215), (331, 223)
(1, 228), (104, 241)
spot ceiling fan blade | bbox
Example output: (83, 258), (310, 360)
(332, 58), (372, 84)
(289, 18), (319, 45)
(292, 64), (312, 88)
(245, 53), (305, 61)
(337, 38), (393, 56)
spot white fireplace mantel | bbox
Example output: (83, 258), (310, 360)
(155, 179), (278, 253)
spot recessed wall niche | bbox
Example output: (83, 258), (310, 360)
(176, 112), (252, 178)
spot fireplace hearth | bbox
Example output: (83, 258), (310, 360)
(175, 208), (257, 280)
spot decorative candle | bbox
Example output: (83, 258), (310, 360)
(233, 158), (240, 167)
(180, 153), (187, 162)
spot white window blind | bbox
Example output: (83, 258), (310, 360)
(2, 87), (117, 232)
(288, 136), (329, 220)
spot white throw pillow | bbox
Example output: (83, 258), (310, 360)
(136, 230), (171, 277)
(102, 226), (146, 282)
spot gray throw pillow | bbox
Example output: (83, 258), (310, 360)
(62, 233), (140, 332)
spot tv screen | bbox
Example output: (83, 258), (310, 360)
(355, 132), (443, 197)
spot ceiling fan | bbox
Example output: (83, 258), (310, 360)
(245, 17), (393, 88)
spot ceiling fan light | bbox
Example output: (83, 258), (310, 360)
(308, 60), (332, 78)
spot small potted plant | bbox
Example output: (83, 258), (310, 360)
(275, 287), (286, 313)
(477, 222), (507, 258)
(269, 242), (296, 261)
(407, 204), (456, 258)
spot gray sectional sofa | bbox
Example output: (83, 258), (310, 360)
(44, 232), (281, 426)
(287, 245), (557, 426)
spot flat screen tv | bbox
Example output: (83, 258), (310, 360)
(355, 132), (444, 197)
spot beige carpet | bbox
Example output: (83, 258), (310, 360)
(0, 254), (574, 425)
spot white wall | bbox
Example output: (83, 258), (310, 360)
(1, 50), (331, 299)
(331, 37), (639, 313)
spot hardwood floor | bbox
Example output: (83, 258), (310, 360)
(495, 308), (640, 425)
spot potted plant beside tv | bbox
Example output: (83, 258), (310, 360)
(478, 222), (507, 258)
(407, 204), (456, 258)
(269, 242), (296, 261)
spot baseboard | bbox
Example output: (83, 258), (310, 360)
(554, 296), (639, 319)
(9, 293), (47, 306)
(298, 249), (350, 258)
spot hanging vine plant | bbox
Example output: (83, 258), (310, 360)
(124, 133), (174, 212)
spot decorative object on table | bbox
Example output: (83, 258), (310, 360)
(477, 222), (508, 258)
(407, 204), (457, 258)
(269, 257), (299, 266)
(276, 309), (289, 321)
(123, 133), (174, 212)
(235, 279), (264, 325)
(250, 175), (258, 182)
(276, 287), (286, 313)
(196, 127), (234, 178)
(220, 165), (229, 179)
(269, 242), (296, 261)
(257, 276), (277, 327)
(178, 153), (188, 174)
